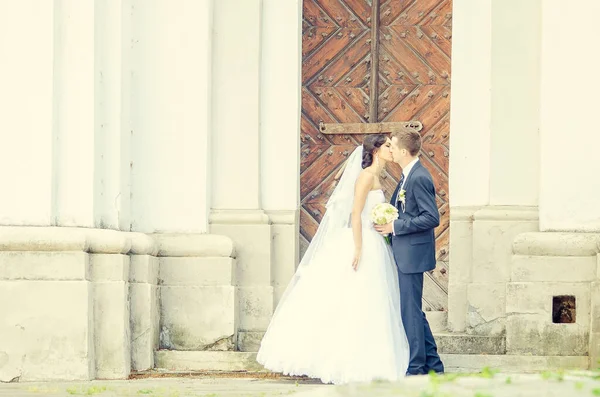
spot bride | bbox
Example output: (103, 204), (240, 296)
(256, 134), (410, 384)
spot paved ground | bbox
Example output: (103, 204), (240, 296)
(1, 371), (599, 397)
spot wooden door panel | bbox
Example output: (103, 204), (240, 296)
(379, 0), (451, 311)
(300, 0), (452, 311)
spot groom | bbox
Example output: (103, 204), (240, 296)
(374, 129), (444, 376)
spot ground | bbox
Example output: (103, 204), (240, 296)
(1, 370), (600, 397)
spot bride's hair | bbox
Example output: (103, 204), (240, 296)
(361, 134), (387, 169)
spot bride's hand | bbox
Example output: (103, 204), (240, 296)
(352, 248), (362, 271)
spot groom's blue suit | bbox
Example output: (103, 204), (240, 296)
(390, 160), (444, 375)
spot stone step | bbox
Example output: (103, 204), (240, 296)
(436, 333), (506, 355)
(238, 331), (505, 355)
(155, 351), (590, 374)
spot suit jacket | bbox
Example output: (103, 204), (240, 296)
(390, 161), (439, 274)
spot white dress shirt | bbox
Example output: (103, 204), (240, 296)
(399, 158), (419, 191)
(393, 158), (419, 236)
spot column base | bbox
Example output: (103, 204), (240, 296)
(507, 232), (600, 357)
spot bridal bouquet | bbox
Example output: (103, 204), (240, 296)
(371, 203), (399, 244)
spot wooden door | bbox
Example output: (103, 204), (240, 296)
(300, 0), (451, 311)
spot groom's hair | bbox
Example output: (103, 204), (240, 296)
(391, 128), (421, 157)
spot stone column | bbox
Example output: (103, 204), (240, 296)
(209, 0), (274, 350)
(130, 0), (212, 234)
(447, 0), (492, 332)
(260, 0), (302, 308)
(449, 0), (542, 335)
(503, 0), (600, 360)
(538, 0), (600, 233)
(0, 0), (54, 226)
(53, 0), (96, 227)
(94, 0), (131, 230)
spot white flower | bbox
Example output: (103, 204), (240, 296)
(370, 203), (399, 225)
(397, 189), (406, 204)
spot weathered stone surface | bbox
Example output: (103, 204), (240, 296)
(449, 213), (474, 285)
(154, 234), (235, 258)
(159, 257), (235, 286)
(436, 333), (505, 354)
(155, 351), (264, 372)
(0, 251), (89, 281)
(268, 216), (298, 307)
(0, 280), (93, 381)
(425, 311), (448, 333)
(154, 351), (589, 374)
(506, 282), (590, 356)
(466, 283), (506, 336)
(129, 255), (159, 284)
(447, 282), (468, 332)
(130, 255), (160, 372)
(238, 286), (274, 331)
(513, 232), (600, 257)
(511, 255), (596, 282)
(237, 331), (265, 352)
(0, 227), (158, 255)
(210, 223), (272, 286)
(160, 286), (237, 351)
(90, 254), (129, 282)
(441, 354), (589, 373)
(93, 281), (131, 379)
(472, 219), (538, 284)
(130, 283), (159, 371)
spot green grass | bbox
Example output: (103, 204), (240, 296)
(66, 386), (108, 395)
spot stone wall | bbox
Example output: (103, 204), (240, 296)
(0, 228), (236, 381)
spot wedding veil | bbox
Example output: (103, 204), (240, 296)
(271, 145), (364, 313)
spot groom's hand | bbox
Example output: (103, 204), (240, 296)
(374, 222), (393, 235)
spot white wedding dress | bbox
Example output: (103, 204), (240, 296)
(257, 169), (410, 384)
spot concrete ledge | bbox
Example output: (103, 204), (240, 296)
(265, 210), (298, 225)
(0, 227), (157, 255)
(159, 257), (236, 286)
(442, 354), (589, 373)
(450, 207), (479, 222)
(511, 255), (597, 282)
(237, 330), (503, 355)
(154, 351), (590, 374)
(209, 210), (270, 225)
(154, 234), (235, 258)
(0, 227), (236, 258)
(155, 351), (264, 372)
(237, 331), (264, 352)
(436, 333), (506, 355)
(474, 206), (539, 222)
(0, 251), (89, 281)
(513, 232), (600, 257)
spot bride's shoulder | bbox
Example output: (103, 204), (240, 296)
(355, 170), (375, 190)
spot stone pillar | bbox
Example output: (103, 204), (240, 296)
(130, 0), (212, 233)
(157, 235), (237, 352)
(509, 233), (597, 356)
(53, 0), (96, 227)
(449, 0), (542, 335)
(260, 0), (302, 308)
(0, 247), (94, 381)
(94, 0), (131, 230)
(0, 0), (54, 226)
(91, 254), (131, 379)
(538, 0), (600, 233)
(447, 0), (492, 332)
(209, 0), (274, 349)
(129, 252), (159, 372)
(591, 252), (600, 367)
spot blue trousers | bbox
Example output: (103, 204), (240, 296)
(398, 270), (444, 375)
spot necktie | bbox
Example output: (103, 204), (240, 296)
(396, 174), (405, 208)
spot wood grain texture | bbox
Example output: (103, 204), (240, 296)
(300, 0), (452, 311)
